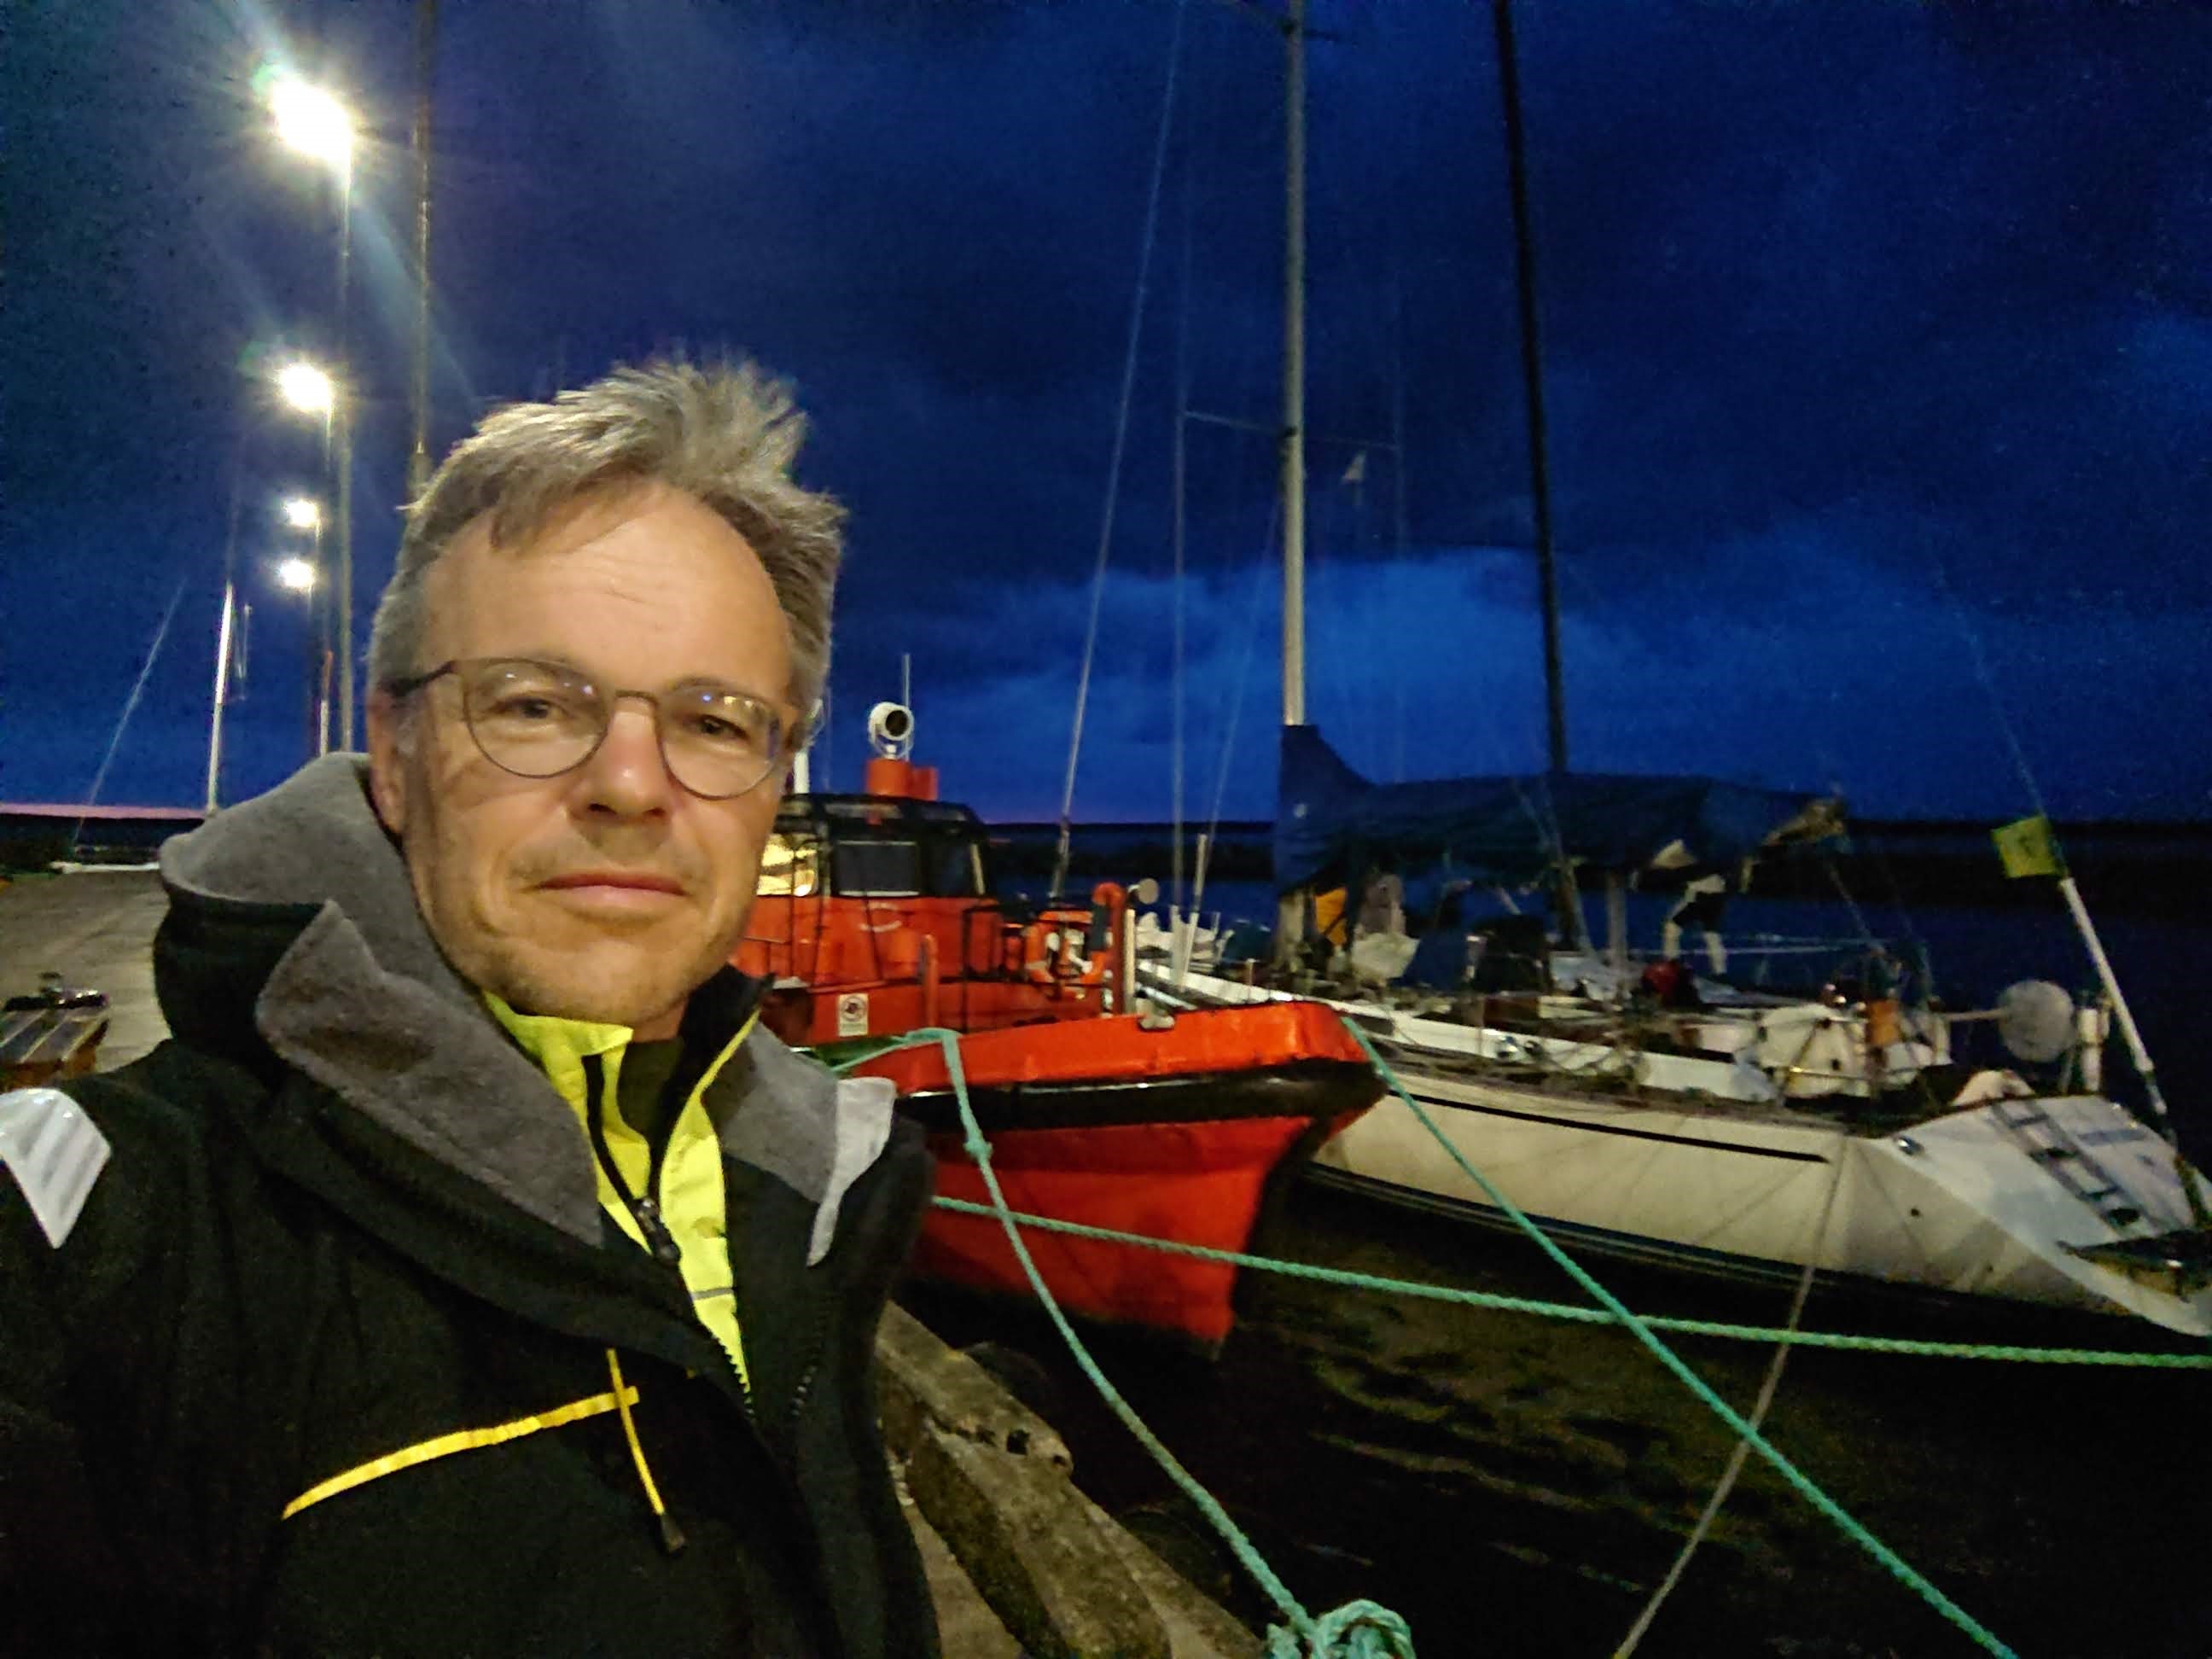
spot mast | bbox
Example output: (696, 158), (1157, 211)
(408, 0), (438, 499)
(1280, 0), (1307, 732)
(1274, 0), (1310, 961)
(334, 149), (356, 751)
(1492, 0), (1566, 773)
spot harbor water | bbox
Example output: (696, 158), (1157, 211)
(903, 1180), (2209, 1657)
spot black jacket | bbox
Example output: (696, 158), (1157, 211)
(0, 757), (940, 1657)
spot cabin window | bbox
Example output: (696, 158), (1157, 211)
(832, 839), (923, 898)
(930, 839), (987, 898)
(757, 834), (820, 897)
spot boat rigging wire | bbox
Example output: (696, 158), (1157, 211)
(72, 566), (195, 853)
(1206, 497), (1282, 846)
(1051, 0), (1190, 899)
(1932, 556), (2211, 1224)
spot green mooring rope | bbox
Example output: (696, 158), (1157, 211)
(923, 1197), (2212, 1369)
(1342, 1026), (2017, 1657)
(840, 1010), (2208, 1655)
(836, 1029), (1413, 1658)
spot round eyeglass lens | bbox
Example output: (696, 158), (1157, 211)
(661, 684), (783, 798)
(461, 660), (603, 777)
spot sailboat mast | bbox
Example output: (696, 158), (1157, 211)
(1274, 0), (1310, 960)
(1492, 0), (1567, 773)
(1280, 0), (1308, 731)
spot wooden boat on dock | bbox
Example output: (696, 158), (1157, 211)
(735, 707), (1380, 1349)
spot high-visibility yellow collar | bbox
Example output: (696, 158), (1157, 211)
(483, 992), (754, 1389)
(481, 998), (634, 1115)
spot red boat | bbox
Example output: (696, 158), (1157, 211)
(734, 712), (1380, 1348)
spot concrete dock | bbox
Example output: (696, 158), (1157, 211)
(0, 864), (1263, 1656)
(0, 867), (172, 1068)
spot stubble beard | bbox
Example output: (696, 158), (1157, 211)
(402, 766), (744, 1034)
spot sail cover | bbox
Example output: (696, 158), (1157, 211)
(1275, 725), (1839, 894)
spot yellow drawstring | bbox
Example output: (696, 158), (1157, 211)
(608, 1348), (686, 1554)
(282, 1382), (639, 1520)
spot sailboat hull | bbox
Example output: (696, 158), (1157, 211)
(1146, 967), (2212, 1337)
(1313, 1069), (2212, 1337)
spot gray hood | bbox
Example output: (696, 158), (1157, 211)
(162, 754), (892, 1263)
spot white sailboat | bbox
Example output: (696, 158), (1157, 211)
(1137, 0), (2212, 1340)
(1146, 952), (2212, 1336)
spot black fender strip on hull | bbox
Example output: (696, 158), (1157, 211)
(892, 1058), (1382, 1135)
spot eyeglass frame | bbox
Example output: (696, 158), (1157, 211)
(382, 656), (802, 800)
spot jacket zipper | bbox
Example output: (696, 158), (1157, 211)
(581, 1052), (755, 1422)
(785, 1299), (835, 1432)
(582, 1051), (684, 1267)
(783, 1130), (912, 1434)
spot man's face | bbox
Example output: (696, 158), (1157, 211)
(367, 483), (795, 1039)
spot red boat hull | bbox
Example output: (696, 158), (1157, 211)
(853, 1003), (1380, 1348)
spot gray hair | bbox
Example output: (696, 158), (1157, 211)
(367, 358), (842, 728)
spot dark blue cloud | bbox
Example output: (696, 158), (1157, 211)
(6, 2), (2210, 823)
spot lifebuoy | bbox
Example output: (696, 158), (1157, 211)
(1022, 923), (1074, 983)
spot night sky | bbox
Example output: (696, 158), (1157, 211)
(8, 3), (2212, 824)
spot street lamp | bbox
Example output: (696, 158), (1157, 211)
(277, 360), (335, 416)
(265, 68), (358, 752)
(276, 556), (318, 593)
(268, 76), (354, 169)
(282, 496), (322, 531)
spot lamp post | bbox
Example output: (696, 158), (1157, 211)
(268, 73), (358, 750)
(280, 498), (329, 756)
(274, 554), (326, 760)
(204, 472), (243, 817)
(275, 363), (337, 753)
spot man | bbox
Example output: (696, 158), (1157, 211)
(0, 361), (940, 1656)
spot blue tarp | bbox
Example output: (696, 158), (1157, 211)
(1274, 725), (1837, 894)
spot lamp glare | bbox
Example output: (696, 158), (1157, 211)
(277, 361), (335, 415)
(270, 78), (354, 168)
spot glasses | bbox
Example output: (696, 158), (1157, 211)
(388, 657), (792, 800)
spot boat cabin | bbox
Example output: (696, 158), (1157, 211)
(736, 792), (1129, 1046)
